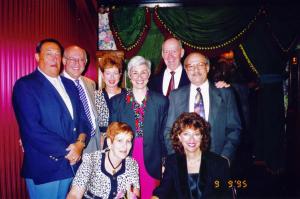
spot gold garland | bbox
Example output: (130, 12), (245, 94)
(238, 44), (260, 77)
(155, 6), (263, 50)
(112, 7), (150, 51)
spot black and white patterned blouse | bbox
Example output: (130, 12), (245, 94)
(72, 151), (140, 199)
(95, 90), (110, 132)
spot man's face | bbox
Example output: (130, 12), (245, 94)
(162, 38), (184, 71)
(63, 47), (86, 79)
(184, 53), (209, 86)
(35, 42), (62, 77)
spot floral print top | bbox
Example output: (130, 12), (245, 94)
(126, 89), (148, 137)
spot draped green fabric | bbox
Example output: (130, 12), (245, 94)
(111, 7), (146, 47)
(136, 18), (164, 72)
(156, 6), (260, 46)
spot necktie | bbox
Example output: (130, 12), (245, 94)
(166, 71), (175, 96)
(75, 80), (95, 136)
(194, 87), (205, 119)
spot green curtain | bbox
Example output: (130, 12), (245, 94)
(156, 6), (260, 47)
(111, 7), (147, 47)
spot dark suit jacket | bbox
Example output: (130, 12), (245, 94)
(12, 69), (90, 184)
(153, 151), (232, 199)
(164, 82), (241, 161)
(148, 66), (190, 95)
(110, 90), (168, 179)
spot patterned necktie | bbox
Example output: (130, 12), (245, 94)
(166, 71), (175, 96)
(194, 87), (205, 119)
(75, 80), (95, 136)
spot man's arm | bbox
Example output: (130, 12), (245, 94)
(163, 92), (178, 155)
(221, 88), (242, 162)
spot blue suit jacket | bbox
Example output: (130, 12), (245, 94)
(12, 69), (90, 184)
(164, 82), (241, 161)
(110, 90), (169, 179)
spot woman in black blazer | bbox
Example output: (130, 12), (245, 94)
(110, 56), (169, 199)
(152, 112), (232, 199)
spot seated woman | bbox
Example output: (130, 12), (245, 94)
(67, 122), (140, 199)
(95, 54), (126, 148)
(152, 112), (231, 199)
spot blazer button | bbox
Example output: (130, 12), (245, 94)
(73, 128), (76, 132)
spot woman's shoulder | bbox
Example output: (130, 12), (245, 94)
(82, 150), (103, 163)
(125, 156), (138, 167)
(148, 90), (168, 104)
(203, 151), (228, 166)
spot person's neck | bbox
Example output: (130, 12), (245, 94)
(185, 150), (202, 162)
(132, 87), (147, 104)
(107, 151), (122, 168)
(105, 86), (120, 96)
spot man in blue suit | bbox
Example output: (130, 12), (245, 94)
(164, 52), (241, 164)
(12, 39), (90, 199)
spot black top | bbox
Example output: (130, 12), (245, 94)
(188, 173), (202, 199)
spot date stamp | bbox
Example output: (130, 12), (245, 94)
(214, 179), (248, 189)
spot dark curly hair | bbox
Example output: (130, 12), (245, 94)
(171, 112), (210, 154)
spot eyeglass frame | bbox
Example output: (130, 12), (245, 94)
(64, 56), (87, 65)
(184, 62), (209, 71)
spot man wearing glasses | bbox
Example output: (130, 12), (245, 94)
(164, 52), (241, 165)
(62, 45), (100, 153)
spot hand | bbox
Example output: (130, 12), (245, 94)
(215, 81), (230, 88)
(65, 141), (85, 165)
(19, 139), (24, 152)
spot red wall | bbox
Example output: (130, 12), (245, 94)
(0, 0), (97, 198)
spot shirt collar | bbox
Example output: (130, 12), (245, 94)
(62, 70), (82, 83)
(165, 64), (183, 74)
(191, 79), (209, 91)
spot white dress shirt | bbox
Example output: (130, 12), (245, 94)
(38, 67), (74, 119)
(162, 65), (183, 96)
(63, 71), (96, 130)
(189, 80), (210, 121)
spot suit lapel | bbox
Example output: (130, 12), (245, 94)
(81, 77), (97, 117)
(180, 85), (190, 112)
(208, 82), (222, 129)
(36, 71), (73, 120)
(176, 153), (192, 199)
(61, 76), (76, 121)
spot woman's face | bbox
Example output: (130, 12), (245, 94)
(178, 128), (202, 154)
(109, 132), (133, 160)
(129, 64), (150, 90)
(102, 67), (121, 88)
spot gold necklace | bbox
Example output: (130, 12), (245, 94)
(107, 152), (122, 175)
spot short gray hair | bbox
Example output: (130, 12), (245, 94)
(127, 56), (151, 74)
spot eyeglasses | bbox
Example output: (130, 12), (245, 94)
(65, 57), (86, 65)
(130, 70), (149, 79)
(185, 62), (207, 71)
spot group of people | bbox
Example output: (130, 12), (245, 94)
(13, 37), (241, 199)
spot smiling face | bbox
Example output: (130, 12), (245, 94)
(102, 66), (121, 89)
(184, 53), (210, 86)
(62, 46), (86, 79)
(129, 64), (150, 90)
(35, 42), (62, 77)
(162, 38), (184, 71)
(108, 132), (133, 161)
(178, 128), (202, 154)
